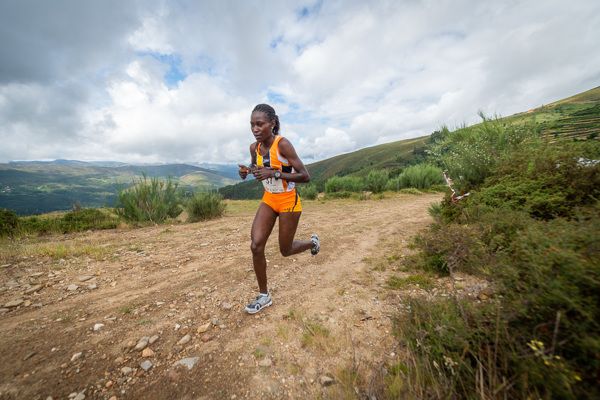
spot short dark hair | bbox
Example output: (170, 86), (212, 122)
(252, 104), (280, 135)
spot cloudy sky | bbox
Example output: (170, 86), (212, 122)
(1, 0), (599, 164)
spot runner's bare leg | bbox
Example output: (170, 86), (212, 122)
(250, 203), (277, 293)
(278, 212), (313, 256)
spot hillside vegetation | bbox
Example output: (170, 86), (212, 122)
(387, 87), (600, 398)
(0, 161), (236, 215)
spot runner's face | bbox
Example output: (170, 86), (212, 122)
(250, 111), (274, 142)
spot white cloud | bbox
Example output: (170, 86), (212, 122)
(1, 0), (599, 164)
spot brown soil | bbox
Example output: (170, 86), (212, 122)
(0, 193), (454, 400)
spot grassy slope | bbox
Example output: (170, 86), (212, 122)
(502, 86), (600, 140)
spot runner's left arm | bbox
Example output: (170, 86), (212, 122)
(276, 138), (310, 183)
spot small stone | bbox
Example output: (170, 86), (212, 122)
(71, 352), (83, 362)
(73, 393), (85, 400)
(134, 337), (149, 351)
(69, 393), (77, 399)
(23, 300), (31, 307)
(109, 397), (117, 400)
(319, 375), (335, 386)
(141, 348), (154, 357)
(4, 299), (24, 308)
(197, 322), (211, 333)
(258, 357), (272, 367)
(66, 284), (79, 292)
(121, 366), (133, 375)
(221, 302), (233, 310)
(211, 318), (220, 326)
(148, 335), (159, 344)
(173, 356), (200, 370)
(93, 323), (104, 332)
(114, 357), (124, 365)
(25, 285), (42, 294)
(174, 323), (181, 330)
(78, 275), (94, 282)
(87, 284), (97, 290)
(478, 293), (489, 301)
(200, 334), (212, 342)
(105, 380), (113, 388)
(177, 334), (191, 345)
(140, 360), (153, 371)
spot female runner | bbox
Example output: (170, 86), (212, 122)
(239, 104), (320, 314)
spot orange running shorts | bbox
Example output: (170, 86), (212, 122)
(262, 189), (302, 213)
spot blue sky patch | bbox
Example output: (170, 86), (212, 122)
(297, 0), (323, 20)
(138, 52), (187, 87)
(267, 90), (287, 104)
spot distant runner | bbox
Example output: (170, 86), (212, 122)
(239, 104), (320, 314)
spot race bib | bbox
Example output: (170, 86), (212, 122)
(261, 177), (285, 193)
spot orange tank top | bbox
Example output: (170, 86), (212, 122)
(256, 136), (295, 193)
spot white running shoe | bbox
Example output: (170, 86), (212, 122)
(310, 233), (320, 256)
(245, 293), (272, 314)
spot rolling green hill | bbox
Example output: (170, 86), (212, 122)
(220, 86), (600, 199)
(0, 161), (236, 215)
(502, 86), (600, 141)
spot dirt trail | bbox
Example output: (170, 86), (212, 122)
(0, 193), (442, 400)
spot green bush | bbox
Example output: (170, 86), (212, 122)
(405, 136), (600, 398)
(185, 192), (226, 222)
(324, 176), (364, 193)
(365, 169), (388, 193)
(408, 207), (600, 398)
(476, 142), (600, 220)
(0, 208), (19, 237)
(116, 175), (181, 223)
(386, 164), (444, 190)
(428, 116), (539, 192)
(298, 184), (318, 200)
(324, 191), (353, 199)
(60, 209), (119, 232)
(18, 215), (61, 235)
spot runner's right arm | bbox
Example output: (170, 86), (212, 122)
(238, 143), (258, 180)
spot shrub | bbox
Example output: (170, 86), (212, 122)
(407, 208), (600, 398)
(324, 191), (352, 199)
(0, 208), (19, 237)
(19, 215), (61, 235)
(324, 176), (364, 193)
(404, 136), (600, 398)
(387, 164), (444, 190)
(298, 184), (318, 200)
(116, 175), (181, 223)
(366, 169), (388, 193)
(185, 192), (226, 222)
(428, 117), (539, 192)
(476, 142), (600, 220)
(60, 209), (118, 232)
